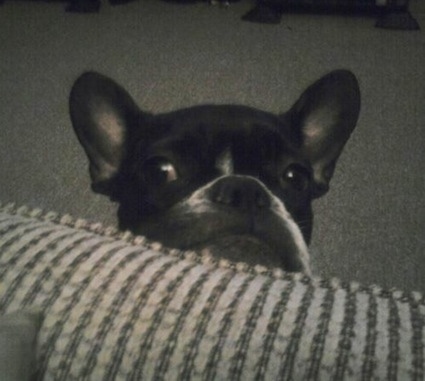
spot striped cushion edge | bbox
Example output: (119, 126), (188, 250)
(0, 202), (424, 380)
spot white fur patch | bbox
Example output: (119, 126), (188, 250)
(215, 148), (234, 176)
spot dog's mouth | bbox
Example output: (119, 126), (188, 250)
(138, 210), (310, 274)
(192, 234), (282, 267)
(190, 229), (309, 273)
(131, 181), (311, 274)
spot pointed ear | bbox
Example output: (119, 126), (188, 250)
(284, 70), (361, 198)
(69, 72), (141, 196)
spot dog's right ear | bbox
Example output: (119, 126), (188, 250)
(69, 72), (142, 196)
(283, 70), (360, 198)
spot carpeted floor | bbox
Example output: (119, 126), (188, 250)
(0, 0), (424, 292)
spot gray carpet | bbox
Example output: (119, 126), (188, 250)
(0, 0), (424, 292)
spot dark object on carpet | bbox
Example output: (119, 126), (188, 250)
(0, 0), (136, 12)
(162, 0), (241, 3)
(161, 0), (203, 3)
(66, 0), (136, 13)
(375, 9), (419, 29)
(243, 0), (420, 30)
(0, 0), (68, 4)
(66, 0), (101, 13)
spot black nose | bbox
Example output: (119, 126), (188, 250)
(207, 176), (271, 212)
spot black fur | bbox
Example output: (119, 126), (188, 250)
(70, 70), (360, 273)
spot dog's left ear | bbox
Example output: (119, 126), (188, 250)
(283, 70), (361, 198)
(69, 72), (142, 197)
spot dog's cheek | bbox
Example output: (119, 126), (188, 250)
(294, 210), (313, 245)
(270, 188), (313, 244)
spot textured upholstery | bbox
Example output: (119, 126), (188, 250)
(0, 203), (424, 380)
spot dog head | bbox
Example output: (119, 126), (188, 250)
(69, 70), (360, 274)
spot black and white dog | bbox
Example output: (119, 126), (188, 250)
(69, 70), (360, 274)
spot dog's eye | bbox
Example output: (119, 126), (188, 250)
(282, 164), (310, 192)
(142, 157), (179, 186)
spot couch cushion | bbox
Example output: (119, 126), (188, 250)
(0, 202), (424, 380)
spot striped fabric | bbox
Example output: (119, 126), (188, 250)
(0, 203), (424, 380)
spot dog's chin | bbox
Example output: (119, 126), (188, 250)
(133, 222), (310, 273)
(192, 235), (284, 269)
(129, 210), (310, 273)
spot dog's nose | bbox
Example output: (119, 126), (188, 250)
(208, 176), (271, 212)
